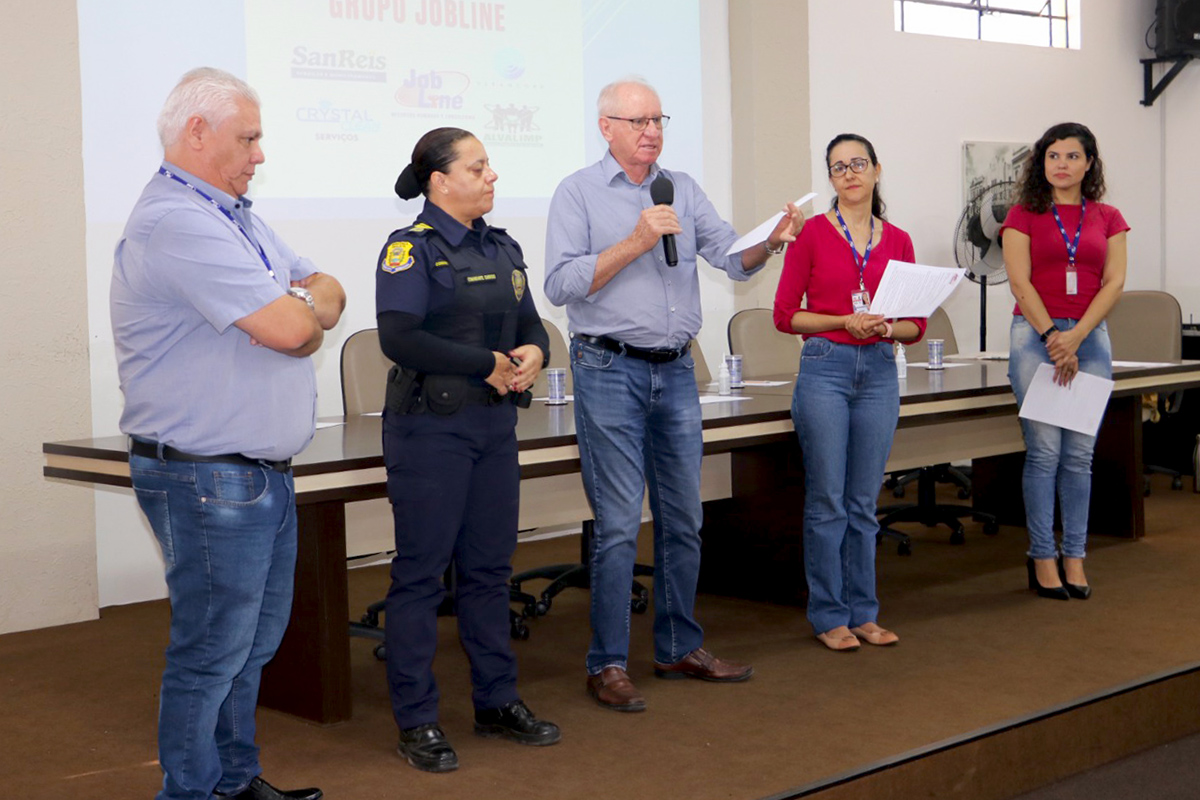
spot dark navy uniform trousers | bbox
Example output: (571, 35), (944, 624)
(382, 401), (521, 730)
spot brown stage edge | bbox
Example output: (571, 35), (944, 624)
(763, 663), (1200, 800)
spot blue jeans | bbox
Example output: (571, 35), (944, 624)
(571, 338), (705, 672)
(130, 447), (297, 800)
(1008, 316), (1112, 560)
(792, 339), (899, 635)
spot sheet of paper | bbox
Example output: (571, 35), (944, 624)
(533, 395), (574, 403)
(1112, 360), (1177, 368)
(724, 192), (819, 256)
(699, 394), (754, 404)
(945, 352), (1009, 361)
(316, 421), (346, 428)
(907, 362), (972, 369)
(739, 379), (790, 386)
(867, 261), (967, 318)
(1017, 363), (1114, 436)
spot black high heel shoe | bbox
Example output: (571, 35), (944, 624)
(1057, 557), (1092, 600)
(1027, 557), (1069, 600)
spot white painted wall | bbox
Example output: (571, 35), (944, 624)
(1159, 56), (1200, 324)
(808, 0), (1168, 353)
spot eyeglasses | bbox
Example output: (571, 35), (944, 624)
(828, 158), (871, 177)
(605, 115), (671, 131)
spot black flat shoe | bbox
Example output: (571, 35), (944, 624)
(474, 700), (562, 746)
(214, 777), (322, 800)
(1057, 556), (1092, 600)
(398, 723), (459, 773)
(1027, 557), (1069, 600)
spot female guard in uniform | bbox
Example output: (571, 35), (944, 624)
(375, 127), (559, 773)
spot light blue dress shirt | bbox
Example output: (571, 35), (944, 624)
(111, 162), (319, 460)
(544, 151), (762, 349)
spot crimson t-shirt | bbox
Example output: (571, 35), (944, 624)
(1000, 202), (1129, 319)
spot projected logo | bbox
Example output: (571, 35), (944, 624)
(296, 101), (382, 142)
(483, 104), (540, 133)
(493, 48), (525, 80)
(394, 69), (470, 110)
(291, 46), (387, 82)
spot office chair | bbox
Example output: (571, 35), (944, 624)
(727, 308), (802, 379)
(1106, 291), (1186, 495)
(342, 329), (533, 659)
(508, 321), (654, 620)
(876, 310), (999, 547)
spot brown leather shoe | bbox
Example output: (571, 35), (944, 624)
(586, 666), (646, 712)
(653, 647), (753, 682)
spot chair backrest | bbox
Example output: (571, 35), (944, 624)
(727, 308), (802, 379)
(532, 318), (571, 397)
(689, 339), (712, 385)
(341, 328), (394, 416)
(906, 306), (959, 362)
(1107, 290), (1182, 362)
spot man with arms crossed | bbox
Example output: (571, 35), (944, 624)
(544, 77), (802, 711)
(111, 67), (345, 800)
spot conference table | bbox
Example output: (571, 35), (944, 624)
(43, 358), (1200, 724)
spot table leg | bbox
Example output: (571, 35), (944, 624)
(259, 499), (352, 724)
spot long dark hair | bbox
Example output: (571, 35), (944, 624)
(825, 133), (886, 220)
(394, 127), (475, 200)
(1016, 122), (1107, 214)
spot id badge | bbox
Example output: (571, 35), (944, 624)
(851, 289), (871, 314)
(1065, 269), (1078, 296)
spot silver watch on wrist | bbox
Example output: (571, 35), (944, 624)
(288, 286), (315, 309)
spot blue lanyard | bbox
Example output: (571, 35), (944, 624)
(834, 206), (874, 289)
(157, 167), (275, 278)
(1050, 199), (1086, 270)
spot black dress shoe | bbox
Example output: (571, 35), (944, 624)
(474, 700), (562, 746)
(1057, 557), (1092, 599)
(214, 776), (322, 800)
(398, 723), (459, 773)
(1027, 557), (1069, 600)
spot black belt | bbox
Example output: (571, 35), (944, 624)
(575, 334), (690, 364)
(130, 438), (292, 473)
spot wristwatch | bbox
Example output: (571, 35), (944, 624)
(1039, 324), (1060, 343)
(288, 286), (315, 309)
(763, 240), (786, 256)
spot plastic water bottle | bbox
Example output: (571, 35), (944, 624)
(895, 342), (907, 378)
(718, 360), (732, 395)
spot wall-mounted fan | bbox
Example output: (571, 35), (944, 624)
(952, 180), (1015, 351)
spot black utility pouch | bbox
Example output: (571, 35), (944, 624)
(421, 373), (468, 415)
(385, 365), (422, 415)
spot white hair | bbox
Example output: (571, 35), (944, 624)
(596, 76), (659, 117)
(156, 67), (260, 148)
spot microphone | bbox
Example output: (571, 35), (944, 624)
(649, 174), (678, 267)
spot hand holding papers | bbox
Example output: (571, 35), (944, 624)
(725, 192), (819, 256)
(1017, 363), (1114, 436)
(866, 261), (967, 319)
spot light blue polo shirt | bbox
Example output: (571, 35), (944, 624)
(111, 162), (318, 461)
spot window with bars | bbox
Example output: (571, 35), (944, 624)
(894, 0), (1081, 49)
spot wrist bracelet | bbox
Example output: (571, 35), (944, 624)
(763, 240), (785, 256)
(1040, 324), (1060, 343)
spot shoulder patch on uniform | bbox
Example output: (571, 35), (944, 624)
(382, 241), (415, 273)
(512, 269), (526, 301)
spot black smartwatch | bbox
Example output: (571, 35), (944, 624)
(1039, 324), (1060, 343)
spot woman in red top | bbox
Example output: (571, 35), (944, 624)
(774, 133), (926, 652)
(1001, 122), (1128, 601)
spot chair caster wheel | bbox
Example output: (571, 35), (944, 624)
(1172, 476), (1184, 490)
(949, 527), (966, 545)
(983, 521), (999, 536)
(373, 644), (387, 661)
(535, 598), (552, 616)
(892, 486), (906, 498)
(523, 602), (538, 618)
(957, 488), (971, 499)
(898, 542), (912, 556)
(511, 620), (530, 640)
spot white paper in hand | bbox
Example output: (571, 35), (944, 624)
(724, 192), (819, 256)
(867, 261), (967, 318)
(1017, 363), (1114, 436)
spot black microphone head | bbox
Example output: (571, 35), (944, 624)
(650, 174), (674, 206)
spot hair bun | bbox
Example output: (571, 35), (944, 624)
(394, 164), (421, 200)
